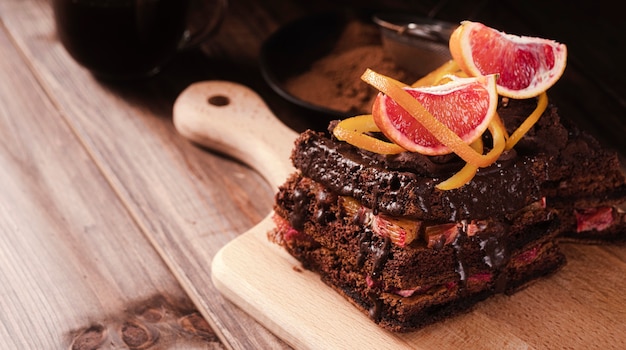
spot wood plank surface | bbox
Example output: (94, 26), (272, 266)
(0, 0), (289, 348)
(0, 10), (222, 350)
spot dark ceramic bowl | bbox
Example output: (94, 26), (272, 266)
(259, 11), (356, 119)
(259, 11), (457, 119)
(373, 13), (456, 77)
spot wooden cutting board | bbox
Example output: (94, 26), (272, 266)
(174, 81), (626, 350)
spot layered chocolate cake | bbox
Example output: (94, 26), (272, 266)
(269, 97), (625, 332)
(268, 22), (626, 332)
(504, 100), (626, 243)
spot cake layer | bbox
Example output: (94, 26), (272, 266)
(503, 98), (626, 241)
(273, 174), (562, 286)
(291, 129), (548, 221)
(556, 205), (626, 243)
(271, 176), (566, 331)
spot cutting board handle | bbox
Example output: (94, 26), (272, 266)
(173, 81), (298, 189)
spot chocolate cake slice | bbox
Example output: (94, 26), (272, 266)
(499, 99), (626, 242)
(269, 97), (626, 332)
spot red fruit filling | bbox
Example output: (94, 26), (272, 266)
(467, 272), (493, 283)
(371, 214), (420, 248)
(389, 272), (493, 298)
(284, 227), (301, 241)
(366, 275), (383, 289)
(511, 246), (539, 265)
(465, 220), (487, 237)
(425, 223), (459, 248)
(575, 206), (614, 232)
(272, 214), (313, 243)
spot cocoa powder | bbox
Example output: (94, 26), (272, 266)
(284, 19), (417, 115)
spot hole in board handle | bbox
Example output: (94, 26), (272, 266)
(207, 95), (230, 107)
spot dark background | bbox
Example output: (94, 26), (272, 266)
(161, 0), (625, 153)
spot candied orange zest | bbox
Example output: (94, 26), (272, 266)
(482, 113), (507, 164)
(435, 117), (507, 190)
(333, 114), (407, 154)
(493, 110), (510, 143)
(362, 68), (499, 168)
(505, 92), (548, 150)
(435, 140), (481, 190)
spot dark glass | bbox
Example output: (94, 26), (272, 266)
(53, 0), (194, 79)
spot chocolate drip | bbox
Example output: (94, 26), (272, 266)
(314, 189), (337, 224)
(288, 188), (309, 230)
(477, 225), (510, 294)
(357, 231), (372, 267)
(452, 225), (467, 291)
(372, 236), (391, 279)
(367, 292), (383, 321)
(479, 233), (507, 269)
(357, 230), (391, 278)
(356, 233), (390, 322)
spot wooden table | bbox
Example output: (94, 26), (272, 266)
(1, 0), (624, 349)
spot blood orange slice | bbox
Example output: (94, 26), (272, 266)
(367, 70), (498, 158)
(449, 21), (567, 99)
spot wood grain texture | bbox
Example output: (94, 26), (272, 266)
(1, 0), (288, 348)
(0, 10), (222, 350)
(173, 81), (298, 190)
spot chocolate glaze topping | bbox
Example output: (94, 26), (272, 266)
(292, 130), (547, 221)
(289, 98), (624, 221)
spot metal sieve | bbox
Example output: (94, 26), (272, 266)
(373, 14), (458, 77)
